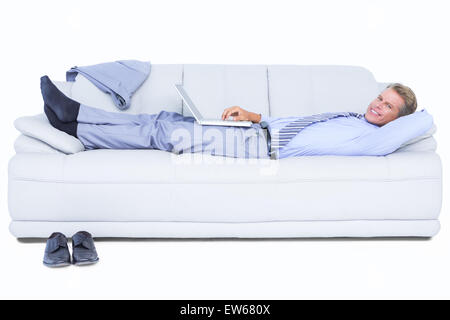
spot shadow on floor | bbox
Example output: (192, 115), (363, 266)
(17, 236), (432, 244)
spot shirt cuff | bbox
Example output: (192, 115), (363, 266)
(260, 115), (270, 124)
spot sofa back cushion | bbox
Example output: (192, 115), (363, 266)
(182, 65), (269, 118)
(65, 64), (379, 118)
(267, 65), (379, 117)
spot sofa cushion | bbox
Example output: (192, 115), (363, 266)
(182, 64), (269, 119)
(396, 136), (437, 153)
(397, 123), (436, 151)
(65, 64), (380, 120)
(268, 65), (379, 117)
(14, 134), (63, 154)
(8, 150), (442, 223)
(14, 114), (85, 154)
(10, 149), (441, 185)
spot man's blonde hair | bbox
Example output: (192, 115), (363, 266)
(387, 83), (417, 117)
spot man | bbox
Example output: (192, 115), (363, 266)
(40, 75), (432, 159)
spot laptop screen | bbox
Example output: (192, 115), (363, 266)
(174, 84), (203, 121)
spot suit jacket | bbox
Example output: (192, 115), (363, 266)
(66, 60), (151, 111)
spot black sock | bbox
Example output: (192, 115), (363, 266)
(40, 75), (80, 122)
(44, 104), (78, 138)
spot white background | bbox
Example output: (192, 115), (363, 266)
(0, 0), (449, 299)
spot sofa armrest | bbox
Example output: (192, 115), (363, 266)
(14, 113), (85, 154)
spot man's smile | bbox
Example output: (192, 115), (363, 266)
(370, 108), (380, 117)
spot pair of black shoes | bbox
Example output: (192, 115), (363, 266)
(43, 231), (99, 267)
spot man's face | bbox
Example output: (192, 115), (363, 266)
(364, 88), (404, 126)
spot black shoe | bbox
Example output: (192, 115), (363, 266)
(72, 231), (99, 266)
(43, 232), (71, 268)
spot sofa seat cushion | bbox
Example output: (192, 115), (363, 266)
(8, 149), (441, 183)
(8, 150), (442, 223)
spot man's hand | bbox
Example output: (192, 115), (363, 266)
(221, 106), (262, 123)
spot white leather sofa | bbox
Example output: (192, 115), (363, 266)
(9, 65), (442, 238)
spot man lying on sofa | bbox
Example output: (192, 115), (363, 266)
(40, 75), (433, 159)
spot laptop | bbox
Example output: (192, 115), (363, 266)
(174, 84), (252, 127)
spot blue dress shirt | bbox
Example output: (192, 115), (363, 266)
(260, 109), (433, 159)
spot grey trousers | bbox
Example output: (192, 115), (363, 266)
(77, 105), (270, 159)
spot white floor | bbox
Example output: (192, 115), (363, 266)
(1, 215), (450, 299)
(1, 0), (450, 300)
